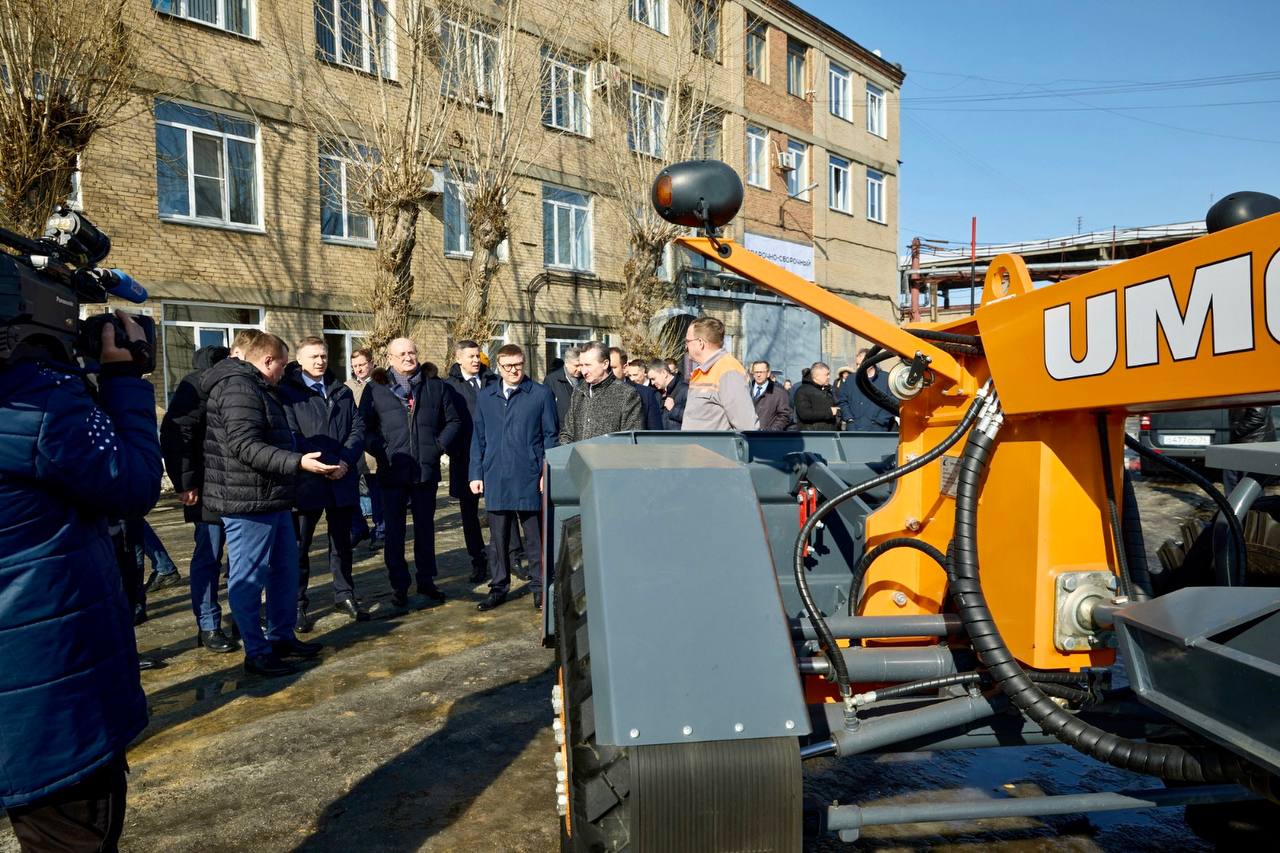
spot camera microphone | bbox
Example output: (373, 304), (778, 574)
(100, 269), (148, 303)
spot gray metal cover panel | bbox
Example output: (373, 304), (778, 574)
(568, 443), (811, 747)
(1112, 587), (1280, 646)
(1204, 440), (1280, 475)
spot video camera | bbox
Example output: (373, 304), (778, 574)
(0, 206), (155, 370)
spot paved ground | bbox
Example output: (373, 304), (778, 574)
(0, 474), (1255, 852)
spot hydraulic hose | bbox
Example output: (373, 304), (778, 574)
(853, 669), (1096, 705)
(855, 346), (900, 418)
(793, 384), (993, 707)
(907, 328), (985, 356)
(849, 537), (951, 612)
(1095, 414), (1148, 600)
(951, 397), (1278, 797)
(1124, 434), (1247, 586)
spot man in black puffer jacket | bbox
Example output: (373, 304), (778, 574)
(202, 333), (339, 677)
(280, 337), (367, 630)
(793, 362), (841, 431)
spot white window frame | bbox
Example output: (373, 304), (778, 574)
(866, 168), (886, 223)
(628, 82), (666, 158)
(543, 50), (589, 136)
(316, 0), (393, 76)
(440, 17), (502, 110)
(828, 154), (851, 214)
(746, 125), (769, 189)
(786, 37), (806, 97)
(160, 301), (263, 400)
(155, 0), (256, 39)
(485, 323), (509, 365)
(323, 318), (371, 374)
(543, 185), (593, 273)
(319, 143), (375, 246)
(443, 169), (510, 260)
(690, 0), (719, 59)
(828, 61), (852, 122)
(544, 325), (593, 368)
(866, 82), (886, 138)
(630, 0), (668, 34)
(745, 14), (766, 81)
(785, 140), (809, 201)
(155, 100), (263, 232)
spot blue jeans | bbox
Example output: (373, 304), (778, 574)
(142, 520), (178, 575)
(190, 521), (226, 632)
(222, 511), (300, 658)
(353, 473), (385, 541)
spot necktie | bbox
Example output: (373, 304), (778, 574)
(753, 385), (763, 400)
(471, 377), (480, 391)
(505, 386), (513, 400)
(313, 381), (326, 399)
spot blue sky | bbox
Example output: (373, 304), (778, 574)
(792, 0), (1280, 251)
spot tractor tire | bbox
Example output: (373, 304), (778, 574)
(553, 516), (804, 853)
(1153, 495), (1280, 843)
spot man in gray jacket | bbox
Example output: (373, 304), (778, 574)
(559, 342), (644, 443)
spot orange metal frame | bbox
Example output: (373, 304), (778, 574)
(677, 218), (1280, 672)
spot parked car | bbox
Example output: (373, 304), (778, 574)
(1138, 406), (1279, 476)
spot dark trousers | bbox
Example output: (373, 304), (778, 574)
(457, 491), (488, 572)
(295, 506), (356, 607)
(487, 510), (542, 596)
(382, 482), (438, 593)
(189, 521), (226, 632)
(7, 754), (127, 852)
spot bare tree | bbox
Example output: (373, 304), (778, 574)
(587, 0), (722, 358)
(0, 0), (142, 236)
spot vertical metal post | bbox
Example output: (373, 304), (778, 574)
(969, 216), (977, 313)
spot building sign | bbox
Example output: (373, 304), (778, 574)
(744, 232), (815, 282)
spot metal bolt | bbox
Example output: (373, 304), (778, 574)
(629, 728), (640, 739)
(785, 720), (796, 730)
(1106, 576), (1118, 591)
(904, 517), (922, 532)
(682, 725), (693, 736)
(1063, 636), (1078, 651)
(1063, 575), (1079, 592)
(892, 591), (909, 607)
(734, 723), (745, 733)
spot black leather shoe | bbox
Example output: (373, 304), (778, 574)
(296, 605), (313, 634)
(272, 637), (322, 659)
(336, 599), (370, 622)
(138, 657), (161, 671)
(146, 570), (184, 592)
(468, 566), (488, 584)
(533, 592), (543, 612)
(197, 629), (237, 653)
(391, 589), (408, 608)
(244, 654), (295, 677)
(477, 592), (507, 612)
(417, 582), (446, 602)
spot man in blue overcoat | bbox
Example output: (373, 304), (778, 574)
(469, 344), (559, 612)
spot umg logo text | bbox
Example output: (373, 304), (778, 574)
(1043, 252), (1280, 380)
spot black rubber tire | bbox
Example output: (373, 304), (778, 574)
(556, 517), (633, 852)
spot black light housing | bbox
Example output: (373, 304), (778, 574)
(651, 160), (744, 230)
(1206, 191), (1280, 233)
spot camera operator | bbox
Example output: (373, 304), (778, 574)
(0, 311), (162, 851)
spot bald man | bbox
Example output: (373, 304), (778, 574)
(358, 338), (462, 607)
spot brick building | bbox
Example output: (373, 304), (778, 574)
(80, 0), (902, 403)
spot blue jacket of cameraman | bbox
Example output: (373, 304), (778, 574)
(0, 361), (162, 808)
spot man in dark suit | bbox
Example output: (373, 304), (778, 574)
(749, 360), (794, 431)
(359, 337), (462, 607)
(444, 340), (497, 583)
(647, 359), (687, 430)
(613, 349), (662, 430)
(543, 346), (581, 426)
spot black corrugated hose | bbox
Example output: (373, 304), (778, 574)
(951, 400), (1278, 798)
(793, 384), (992, 705)
(855, 346), (900, 417)
(1095, 414), (1151, 600)
(849, 537), (952, 608)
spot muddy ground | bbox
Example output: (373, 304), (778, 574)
(0, 474), (1250, 852)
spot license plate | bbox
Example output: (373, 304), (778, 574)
(1162, 434), (1211, 447)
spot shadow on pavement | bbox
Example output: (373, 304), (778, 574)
(293, 663), (556, 852)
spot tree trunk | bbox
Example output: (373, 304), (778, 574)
(447, 246), (499, 358)
(368, 202), (420, 357)
(619, 240), (670, 358)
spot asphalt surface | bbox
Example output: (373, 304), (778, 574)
(0, 473), (1253, 851)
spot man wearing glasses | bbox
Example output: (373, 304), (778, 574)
(469, 345), (559, 612)
(681, 317), (760, 432)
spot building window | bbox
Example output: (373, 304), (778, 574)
(866, 82), (886, 138)
(692, 109), (721, 160)
(542, 185), (592, 272)
(155, 100), (260, 229)
(690, 0), (718, 59)
(630, 0), (667, 34)
(828, 154), (851, 214)
(829, 61), (852, 122)
(485, 323), (509, 365)
(543, 50), (588, 135)
(444, 169), (471, 256)
(785, 140), (808, 201)
(544, 325), (593, 369)
(628, 82), (666, 157)
(319, 142), (375, 245)
(315, 0), (392, 75)
(745, 14), (766, 81)
(154, 0), (253, 37)
(440, 18), (501, 108)
(746, 125), (768, 188)
(786, 37), (806, 97)
(161, 302), (262, 401)
(323, 314), (371, 374)
(866, 168), (885, 223)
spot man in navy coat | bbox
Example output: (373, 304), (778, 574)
(469, 344), (559, 612)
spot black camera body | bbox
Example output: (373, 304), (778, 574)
(0, 207), (154, 370)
